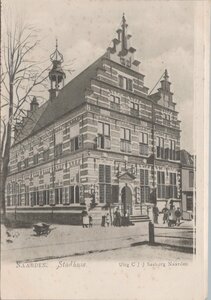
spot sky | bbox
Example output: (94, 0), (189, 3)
(3, 0), (195, 153)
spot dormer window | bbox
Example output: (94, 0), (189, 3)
(119, 75), (133, 91)
(111, 95), (120, 104)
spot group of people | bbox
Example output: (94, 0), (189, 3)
(81, 208), (131, 228)
(153, 203), (182, 226)
(81, 210), (93, 228)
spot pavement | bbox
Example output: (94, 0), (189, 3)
(1, 217), (195, 263)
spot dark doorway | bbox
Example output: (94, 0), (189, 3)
(121, 186), (133, 215)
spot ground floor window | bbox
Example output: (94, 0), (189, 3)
(55, 188), (63, 205)
(157, 171), (165, 199)
(140, 169), (150, 202)
(99, 164), (111, 203)
(187, 195), (193, 211)
(111, 185), (119, 203)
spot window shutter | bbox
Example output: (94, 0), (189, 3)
(99, 165), (105, 182)
(112, 185), (119, 203)
(119, 75), (124, 88)
(106, 185), (111, 203)
(70, 139), (75, 152)
(157, 146), (160, 158)
(145, 170), (149, 185)
(99, 184), (105, 203)
(105, 165), (111, 183)
(78, 135), (82, 149)
(165, 148), (169, 159)
(128, 79), (133, 91)
(140, 169), (145, 185)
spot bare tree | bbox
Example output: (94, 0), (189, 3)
(0, 19), (49, 216)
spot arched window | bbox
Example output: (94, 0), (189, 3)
(75, 185), (80, 203)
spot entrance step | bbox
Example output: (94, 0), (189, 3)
(130, 215), (150, 223)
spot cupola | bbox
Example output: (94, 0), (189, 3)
(49, 39), (66, 100)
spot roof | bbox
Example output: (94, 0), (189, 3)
(14, 102), (48, 144)
(180, 149), (194, 166)
(14, 55), (105, 144)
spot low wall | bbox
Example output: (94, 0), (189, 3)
(6, 205), (87, 225)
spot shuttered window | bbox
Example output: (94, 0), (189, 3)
(140, 169), (150, 203)
(99, 165), (111, 203)
(157, 171), (166, 199)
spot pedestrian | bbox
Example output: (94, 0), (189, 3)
(153, 204), (159, 224)
(162, 204), (169, 224)
(82, 211), (89, 228)
(125, 210), (130, 226)
(106, 213), (110, 227)
(175, 207), (181, 226)
(168, 205), (176, 227)
(89, 214), (93, 227)
(116, 209), (121, 227)
(101, 214), (106, 227)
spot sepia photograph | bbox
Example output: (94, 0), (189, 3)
(0, 0), (209, 299)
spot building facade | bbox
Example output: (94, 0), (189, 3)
(180, 150), (195, 220)
(5, 16), (182, 224)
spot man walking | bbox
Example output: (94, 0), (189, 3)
(153, 204), (159, 224)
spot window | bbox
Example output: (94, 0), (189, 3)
(31, 192), (37, 206)
(55, 188), (63, 205)
(169, 173), (177, 198)
(69, 186), (75, 204)
(120, 128), (131, 141)
(24, 158), (29, 168)
(70, 136), (82, 152)
(99, 165), (111, 203)
(156, 137), (165, 159)
(33, 154), (39, 165)
(131, 102), (139, 110)
(25, 186), (29, 206)
(130, 102), (139, 116)
(55, 144), (63, 157)
(98, 122), (110, 136)
(189, 171), (194, 188)
(187, 196), (193, 211)
(157, 171), (166, 198)
(17, 162), (22, 171)
(111, 95), (120, 104)
(97, 122), (111, 149)
(169, 140), (176, 160)
(140, 132), (148, 144)
(75, 185), (80, 203)
(43, 190), (49, 205)
(118, 75), (133, 91)
(43, 149), (50, 161)
(64, 187), (69, 204)
(139, 133), (148, 156)
(111, 185), (119, 203)
(120, 128), (131, 152)
(140, 169), (150, 203)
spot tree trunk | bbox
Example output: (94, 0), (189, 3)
(1, 82), (13, 216)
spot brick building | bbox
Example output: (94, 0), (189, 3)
(5, 15), (182, 224)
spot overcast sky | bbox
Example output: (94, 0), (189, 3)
(3, 0), (195, 153)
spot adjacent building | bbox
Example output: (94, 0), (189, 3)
(180, 149), (195, 220)
(5, 15), (184, 224)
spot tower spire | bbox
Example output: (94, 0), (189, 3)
(121, 13), (127, 51)
(48, 40), (66, 100)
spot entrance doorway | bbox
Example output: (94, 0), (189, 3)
(121, 186), (133, 215)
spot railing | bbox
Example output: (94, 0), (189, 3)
(139, 144), (149, 156)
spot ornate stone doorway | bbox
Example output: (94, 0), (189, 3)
(121, 186), (133, 215)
